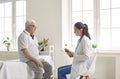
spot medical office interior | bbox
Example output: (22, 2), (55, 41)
(0, 0), (120, 79)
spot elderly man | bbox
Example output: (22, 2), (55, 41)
(18, 19), (52, 79)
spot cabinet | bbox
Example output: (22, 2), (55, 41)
(92, 53), (120, 79)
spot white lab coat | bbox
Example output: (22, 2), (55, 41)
(70, 35), (95, 79)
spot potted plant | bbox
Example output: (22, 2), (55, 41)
(92, 43), (97, 52)
(3, 37), (12, 51)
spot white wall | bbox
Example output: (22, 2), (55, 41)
(94, 55), (115, 79)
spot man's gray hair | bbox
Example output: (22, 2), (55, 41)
(25, 19), (36, 29)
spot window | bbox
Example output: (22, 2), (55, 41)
(99, 0), (120, 50)
(0, 0), (26, 51)
(62, 0), (120, 52)
(71, 0), (94, 50)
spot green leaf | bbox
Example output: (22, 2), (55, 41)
(92, 43), (97, 48)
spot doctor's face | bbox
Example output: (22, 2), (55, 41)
(74, 26), (82, 36)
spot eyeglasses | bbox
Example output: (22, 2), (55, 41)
(29, 25), (37, 28)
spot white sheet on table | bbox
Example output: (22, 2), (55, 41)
(0, 55), (54, 79)
(0, 61), (33, 79)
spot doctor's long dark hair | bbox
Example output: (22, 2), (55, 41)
(74, 22), (91, 40)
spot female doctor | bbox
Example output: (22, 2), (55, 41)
(58, 22), (92, 79)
